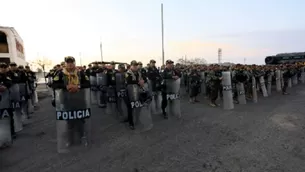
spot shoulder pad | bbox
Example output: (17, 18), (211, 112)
(53, 75), (60, 81)
(6, 76), (11, 80)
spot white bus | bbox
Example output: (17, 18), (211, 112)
(0, 26), (27, 66)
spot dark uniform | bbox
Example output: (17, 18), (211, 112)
(125, 60), (143, 130)
(52, 57), (90, 90)
(147, 59), (162, 92)
(206, 66), (222, 107)
(138, 62), (148, 83)
(161, 60), (181, 118)
(188, 69), (201, 103)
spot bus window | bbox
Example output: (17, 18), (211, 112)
(0, 31), (9, 53)
(0, 57), (10, 64)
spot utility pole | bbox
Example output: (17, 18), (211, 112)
(218, 48), (222, 64)
(100, 37), (103, 62)
(161, 3), (165, 65)
(79, 52), (82, 66)
(244, 58), (246, 64)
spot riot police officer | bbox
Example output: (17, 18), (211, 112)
(206, 65), (222, 107)
(188, 68), (201, 103)
(125, 60), (145, 130)
(0, 63), (14, 140)
(161, 60), (181, 119)
(138, 62), (147, 83)
(52, 56), (91, 153)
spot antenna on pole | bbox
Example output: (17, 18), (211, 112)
(100, 37), (103, 62)
(161, 3), (165, 65)
(218, 48), (222, 64)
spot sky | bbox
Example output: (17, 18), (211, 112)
(1, 0), (305, 67)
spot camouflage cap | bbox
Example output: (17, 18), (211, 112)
(0, 63), (8, 68)
(166, 60), (174, 64)
(130, 60), (138, 66)
(9, 62), (17, 66)
(65, 56), (75, 63)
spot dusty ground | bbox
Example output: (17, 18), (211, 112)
(1, 85), (305, 172)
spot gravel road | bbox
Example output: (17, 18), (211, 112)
(1, 86), (305, 172)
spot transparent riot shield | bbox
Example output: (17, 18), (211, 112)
(106, 86), (118, 118)
(115, 73), (128, 121)
(27, 83), (34, 114)
(55, 88), (91, 153)
(10, 84), (23, 132)
(96, 73), (107, 108)
(251, 77), (258, 103)
(236, 82), (246, 105)
(280, 71), (284, 88)
(222, 71), (234, 109)
(275, 70), (282, 92)
(259, 76), (268, 97)
(19, 83), (28, 122)
(0, 90), (13, 147)
(90, 75), (98, 104)
(292, 74), (298, 85)
(301, 68), (305, 84)
(147, 79), (162, 115)
(267, 73), (273, 96)
(127, 84), (153, 131)
(165, 78), (181, 118)
(200, 71), (206, 95)
(288, 78), (292, 88)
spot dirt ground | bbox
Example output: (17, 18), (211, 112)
(1, 85), (305, 172)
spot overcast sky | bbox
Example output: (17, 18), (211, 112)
(1, 0), (305, 66)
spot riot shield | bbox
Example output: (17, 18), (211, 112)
(275, 70), (282, 92)
(288, 78), (292, 88)
(48, 76), (53, 86)
(292, 75), (298, 85)
(259, 76), (268, 97)
(89, 75), (98, 104)
(106, 86), (118, 118)
(200, 72), (206, 95)
(127, 84), (153, 131)
(55, 88), (91, 153)
(10, 84), (22, 132)
(19, 83), (28, 121)
(115, 73), (128, 121)
(267, 73), (273, 96)
(280, 71), (284, 88)
(0, 90), (13, 147)
(236, 82), (246, 105)
(147, 79), (162, 115)
(221, 71), (234, 110)
(301, 68), (305, 84)
(96, 73), (107, 108)
(26, 83), (34, 114)
(251, 77), (258, 103)
(165, 78), (181, 118)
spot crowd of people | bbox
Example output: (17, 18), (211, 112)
(0, 62), (37, 147)
(1, 55), (304, 153)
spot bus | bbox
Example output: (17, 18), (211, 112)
(0, 26), (27, 66)
(265, 52), (305, 65)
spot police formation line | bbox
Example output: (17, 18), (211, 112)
(1, 56), (303, 153)
(0, 63), (37, 148)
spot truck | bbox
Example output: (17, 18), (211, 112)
(0, 26), (27, 66)
(265, 52), (305, 65)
